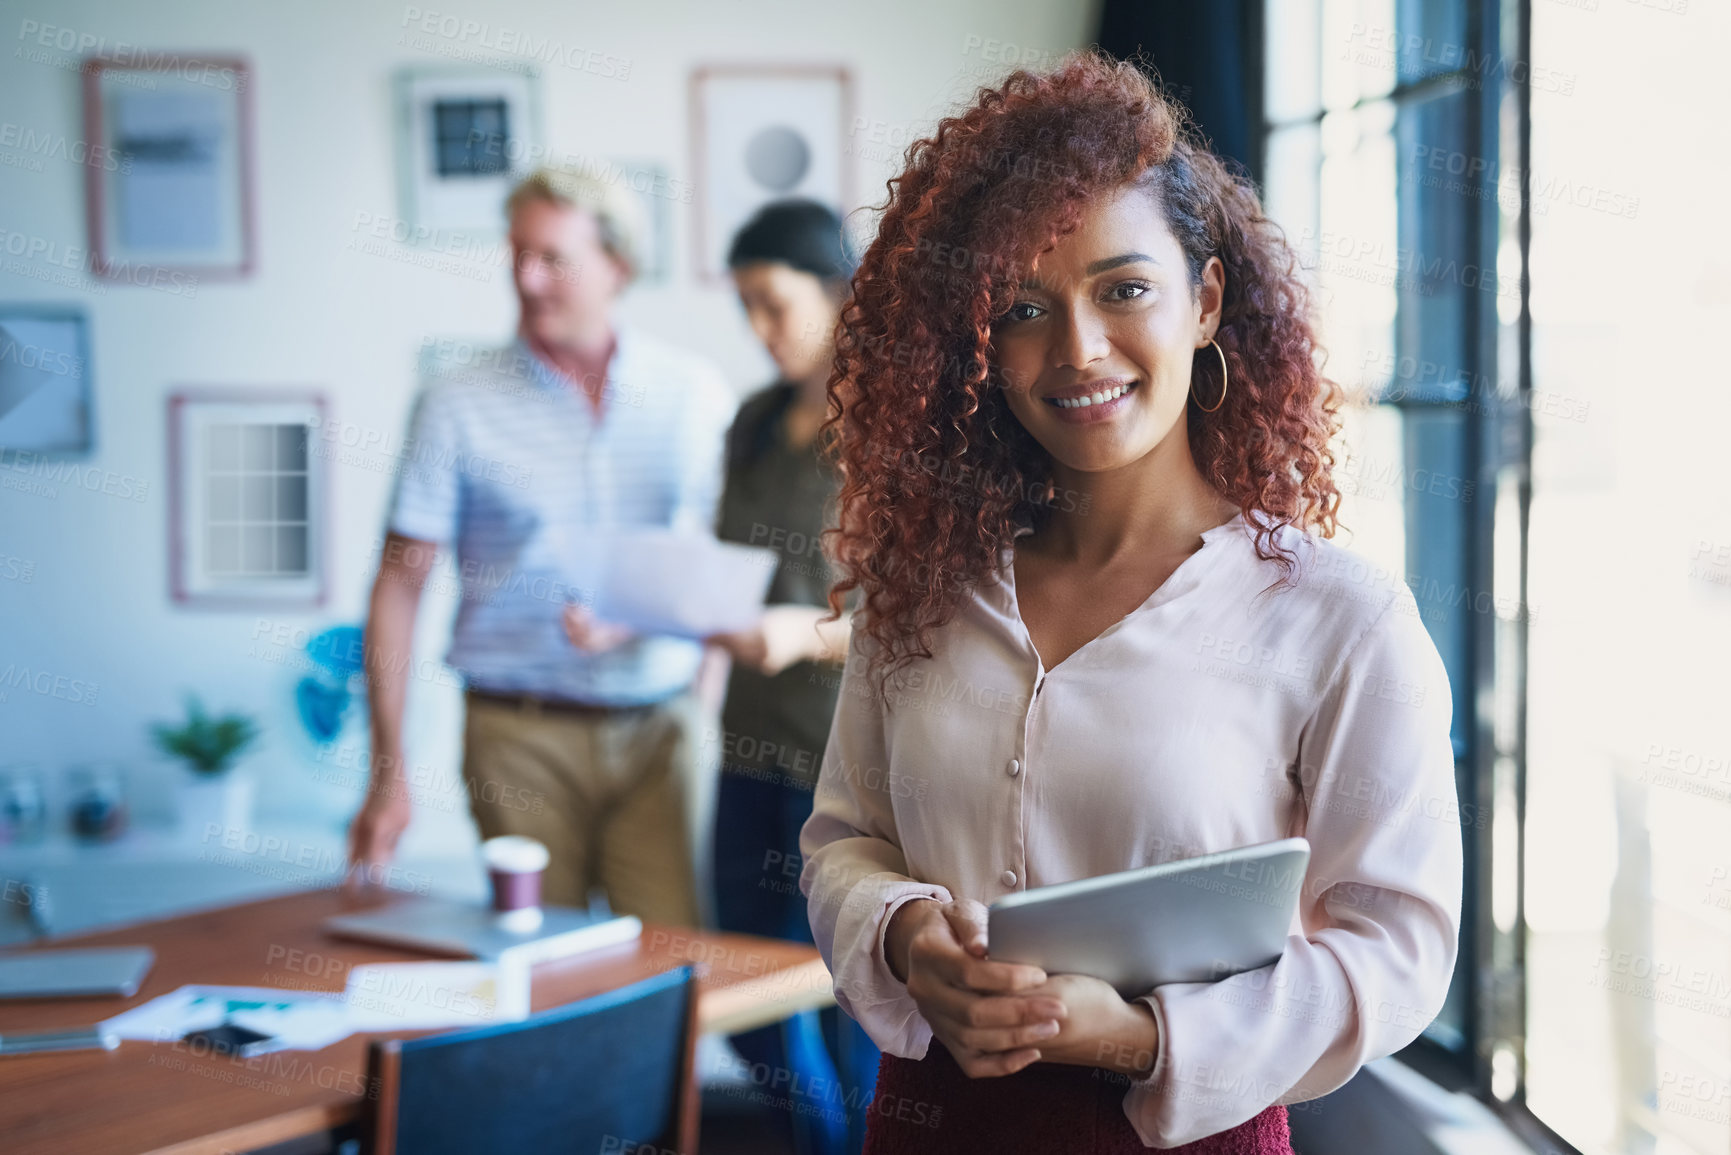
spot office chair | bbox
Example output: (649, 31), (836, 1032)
(365, 965), (699, 1155)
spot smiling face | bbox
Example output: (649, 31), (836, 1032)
(509, 197), (628, 348)
(991, 181), (1224, 477)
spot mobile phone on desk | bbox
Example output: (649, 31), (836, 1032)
(0, 1027), (120, 1056)
(181, 1022), (278, 1058)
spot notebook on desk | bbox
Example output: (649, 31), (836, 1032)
(324, 899), (641, 965)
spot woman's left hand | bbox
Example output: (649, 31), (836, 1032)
(1018, 972), (1160, 1076)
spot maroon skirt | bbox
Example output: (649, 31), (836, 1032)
(862, 1041), (1294, 1154)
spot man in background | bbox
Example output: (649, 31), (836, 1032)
(346, 167), (737, 927)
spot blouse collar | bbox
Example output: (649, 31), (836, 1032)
(1007, 509), (1249, 547)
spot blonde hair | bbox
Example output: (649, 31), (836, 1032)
(505, 167), (645, 281)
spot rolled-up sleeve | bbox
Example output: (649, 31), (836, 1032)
(799, 630), (952, 1058)
(1123, 587), (1464, 1148)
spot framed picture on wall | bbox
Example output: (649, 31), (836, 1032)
(613, 158), (674, 284)
(168, 389), (327, 608)
(395, 66), (541, 241)
(0, 305), (94, 454)
(82, 56), (255, 282)
(691, 65), (854, 282)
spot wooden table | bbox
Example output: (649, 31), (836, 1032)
(0, 888), (835, 1155)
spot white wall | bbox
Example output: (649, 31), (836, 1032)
(0, 0), (1098, 846)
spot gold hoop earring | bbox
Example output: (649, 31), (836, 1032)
(1193, 339), (1228, 413)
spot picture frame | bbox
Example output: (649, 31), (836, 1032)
(394, 65), (542, 242)
(167, 389), (328, 609)
(0, 305), (94, 454)
(82, 55), (256, 282)
(613, 158), (674, 284)
(690, 64), (855, 283)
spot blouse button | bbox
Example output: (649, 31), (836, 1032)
(1000, 870), (1018, 888)
(1007, 758), (1021, 777)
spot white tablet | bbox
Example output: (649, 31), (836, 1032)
(987, 837), (1310, 997)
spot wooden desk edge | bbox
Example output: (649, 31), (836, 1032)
(129, 955), (837, 1155)
(149, 1100), (357, 1155)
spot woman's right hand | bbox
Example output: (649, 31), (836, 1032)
(708, 606), (836, 676)
(707, 622), (770, 671)
(886, 897), (1067, 1078)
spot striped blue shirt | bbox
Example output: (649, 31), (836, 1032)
(387, 327), (738, 705)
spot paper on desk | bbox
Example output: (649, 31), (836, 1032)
(101, 985), (354, 1053)
(583, 528), (778, 638)
(343, 959), (530, 1029)
(98, 962), (532, 1052)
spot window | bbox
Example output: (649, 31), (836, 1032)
(1267, 4), (1729, 1153)
(1261, 0), (1527, 1091)
(1522, 4), (1731, 1154)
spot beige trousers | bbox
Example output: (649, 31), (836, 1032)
(461, 691), (702, 927)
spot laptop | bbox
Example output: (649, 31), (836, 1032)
(324, 897), (641, 964)
(987, 837), (1311, 996)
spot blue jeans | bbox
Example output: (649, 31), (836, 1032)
(714, 768), (880, 1155)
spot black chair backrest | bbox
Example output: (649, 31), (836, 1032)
(367, 965), (698, 1155)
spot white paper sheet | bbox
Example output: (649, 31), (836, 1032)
(585, 528), (778, 638)
(101, 985), (354, 1053)
(343, 959), (530, 1030)
(99, 961), (534, 1054)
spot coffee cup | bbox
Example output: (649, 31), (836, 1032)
(481, 836), (549, 931)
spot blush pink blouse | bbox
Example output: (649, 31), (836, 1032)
(799, 511), (1463, 1148)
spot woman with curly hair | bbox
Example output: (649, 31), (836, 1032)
(798, 51), (1462, 1153)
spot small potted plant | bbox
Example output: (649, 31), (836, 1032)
(151, 696), (261, 837)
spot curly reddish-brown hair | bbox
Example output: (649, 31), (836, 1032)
(822, 50), (1341, 684)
